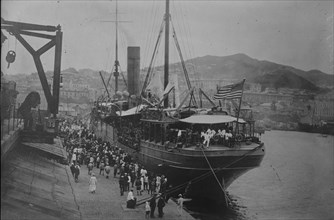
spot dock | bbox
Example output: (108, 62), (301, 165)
(1, 135), (195, 220)
(69, 163), (194, 220)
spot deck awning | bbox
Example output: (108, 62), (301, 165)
(99, 100), (128, 107)
(116, 104), (147, 117)
(179, 114), (246, 124)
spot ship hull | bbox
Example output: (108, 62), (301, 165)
(93, 120), (265, 204)
(119, 140), (264, 203)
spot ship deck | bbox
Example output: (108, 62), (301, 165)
(184, 142), (261, 151)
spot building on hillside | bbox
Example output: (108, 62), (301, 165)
(243, 92), (293, 105)
(191, 78), (237, 91)
(63, 80), (90, 90)
(189, 78), (237, 104)
(60, 88), (90, 99)
(314, 91), (334, 120)
(246, 83), (262, 93)
(58, 104), (76, 117)
(264, 88), (277, 93)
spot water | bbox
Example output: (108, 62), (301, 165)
(187, 130), (334, 220)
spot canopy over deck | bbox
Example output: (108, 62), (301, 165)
(179, 114), (246, 124)
(116, 104), (147, 117)
(99, 100), (127, 107)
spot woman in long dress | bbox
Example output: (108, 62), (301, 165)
(89, 173), (97, 193)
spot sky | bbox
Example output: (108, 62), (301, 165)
(1, 0), (333, 75)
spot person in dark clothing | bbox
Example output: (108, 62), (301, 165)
(119, 175), (125, 196)
(150, 178), (157, 195)
(160, 179), (167, 194)
(130, 170), (136, 187)
(113, 164), (118, 178)
(135, 178), (142, 195)
(74, 164), (80, 182)
(70, 163), (75, 177)
(157, 194), (166, 218)
(99, 161), (105, 175)
(149, 194), (157, 218)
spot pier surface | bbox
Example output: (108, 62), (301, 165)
(1, 139), (194, 220)
(69, 164), (194, 220)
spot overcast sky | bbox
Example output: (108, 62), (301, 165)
(1, 0), (333, 75)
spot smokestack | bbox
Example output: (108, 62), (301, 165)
(127, 46), (140, 96)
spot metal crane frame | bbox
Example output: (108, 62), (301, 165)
(1, 18), (63, 117)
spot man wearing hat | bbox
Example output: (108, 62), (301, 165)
(157, 193), (166, 218)
(149, 193), (157, 218)
(177, 194), (192, 216)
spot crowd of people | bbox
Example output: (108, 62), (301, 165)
(59, 119), (175, 218)
(165, 126), (236, 148)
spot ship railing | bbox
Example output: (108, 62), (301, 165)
(179, 132), (262, 149)
(117, 134), (140, 151)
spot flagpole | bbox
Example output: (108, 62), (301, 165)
(235, 79), (246, 135)
(216, 84), (221, 107)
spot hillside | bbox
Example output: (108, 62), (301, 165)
(254, 69), (319, 91)
(184, 53), (333, 89)
(6, 53), (332, 92)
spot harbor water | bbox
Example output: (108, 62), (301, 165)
(187, 130), (334, 220)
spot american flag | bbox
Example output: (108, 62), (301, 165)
(213, 80), (245, 100)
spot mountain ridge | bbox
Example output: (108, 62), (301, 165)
(182, 53), (333, 90)
(9, 53), (333, 92)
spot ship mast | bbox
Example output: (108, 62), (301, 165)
(164, 0), (170, 108)
(113, 0), (120, 94)
(141, 0), (194, 107)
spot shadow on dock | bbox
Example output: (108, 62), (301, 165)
(1, 142), (81, 220)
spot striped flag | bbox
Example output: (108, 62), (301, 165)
(213, 80), (245, 100)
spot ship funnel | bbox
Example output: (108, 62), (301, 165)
(127, 47), (140, 98)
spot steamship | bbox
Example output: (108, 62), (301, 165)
(92, 0), (265, 204)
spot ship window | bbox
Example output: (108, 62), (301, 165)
(149, 123), (154, 142)
(161, 125), (165, 145)
(142, 122), (149, 140)
(155, 124), (162, 143)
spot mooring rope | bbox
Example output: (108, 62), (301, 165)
(200, 147), (231, 207)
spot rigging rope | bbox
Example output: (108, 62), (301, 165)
(171, 1), (203, 106)
(143, 0), (157, 69)
(105, 43), (114, 73)
(179, 1), (202, 100)
(141, 18), (165, 94)
(106, 65), (115, 90)
(200, 147), (231, 207)
(118, 65), (128, 89)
